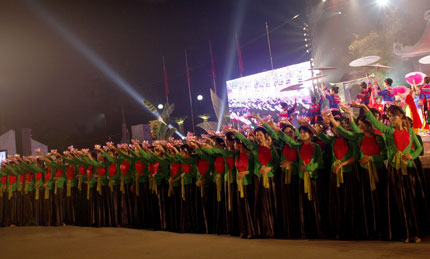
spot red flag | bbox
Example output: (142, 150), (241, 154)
(235, 33), (244, 77)
(162, 56), (169, 98)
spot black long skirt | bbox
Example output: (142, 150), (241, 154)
(357, 166), (387, 239)
(95, 186), (108, 227)
(328, 169), (365, 240)
(147, 185), (161, 230)
(15, 191), (23, 226)
(386, 164), (429, 241)
(180, 184), (197, 233)
(225, 179), (239, 236)
(298, 178), (322, 239)
(132, 182), (145, 229)
(253, 176), (278, 238)
(87, 186), (97, 227)
(236, 183), (256, 238)
(108, 185), (120, 227)
(279, 172), (300, 238)
(119, 184), (133, 227)
(23, 191), (34, 226)
(64, 187), (76, 226)
(0, 191), (5, 226)
(4, 192), (18, 226)
(75, 185), (89, 226)
(213, 180), (227, 234)
(137, 182), (151, 229)
(158, 184), (168, 230)
(53, 188), (65, 226)
(42, 189), (53, 226)
(166, 185), (181, 232)
(195, 183), (214, 234)
(33, 191), (43, 226)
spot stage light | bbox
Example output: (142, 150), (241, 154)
(292, 14), (300, 19)
(305, 44), (309, 47)
(197, 95), (203, 101)
(322, 0), (326, 2)
(303, 27), (306, 30)
(304, 33), (307, 36)
(306, 50), (310, 53)
(376, 0), (389, 7)
(310, 58), (314, 61)
(338, 11), (342, 15)
(305, 38), (308, 42)
(158, 104), (164, 110)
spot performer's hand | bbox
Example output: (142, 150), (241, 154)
(359, 155), (371, 165)
(340, 105), (352, 114)
(402, 154), (412, 161)
(198, 178), (205, 186)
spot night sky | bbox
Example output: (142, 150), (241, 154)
(0, 0), (309, 150)
(1, 0), (429, 151)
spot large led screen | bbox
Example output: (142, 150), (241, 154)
(226, 61), (313, 124)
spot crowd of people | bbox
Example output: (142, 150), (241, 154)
(0, 76), (430, 243)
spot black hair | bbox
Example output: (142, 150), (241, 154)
(340, 116), (350, 125)
(280, 123), (294, 132)
(254, 127), (268, 135)
(407, 117), (413, 128)
(384, 78), (393, 86)
(387, 105), (410, 129)
(214, 137), (225, 147)
(225, 132), (235, 142)
(280, 102), (288, 109)
(369, 108), (381, 120)
(298, 125), (313, 135)
(425, 76), (430, 84)
(180, 144), (193, 154)
(356, 115), (372, 129)
(331, 86), (339, 94)
(360, 82), (367, 89)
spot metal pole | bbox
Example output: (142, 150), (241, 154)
(185, 49), (196, 132)
(265, 22), (274, 70)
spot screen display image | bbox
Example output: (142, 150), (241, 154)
(0, 150), (6, 168)
(226, 61), (313, 125)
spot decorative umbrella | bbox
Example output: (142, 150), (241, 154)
(405, 72), (427, 85)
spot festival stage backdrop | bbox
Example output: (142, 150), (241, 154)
(226, 61), (313, 124)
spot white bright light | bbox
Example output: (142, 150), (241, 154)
(322, 0), (326, 2)
(338, 11), (342, 15)
(197, 95), (203, 101)
(377, 0), (389, 7)
(158, 104), (164, 110)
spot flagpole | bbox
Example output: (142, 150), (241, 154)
(235, 33), (243, 77)
(162, 56), (169, 104)
(209, 40), (217, 94)
(185, 49), (196, 133)
(265, 21), (274, 70)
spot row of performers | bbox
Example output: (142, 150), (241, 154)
(279, 76), (430, 127)
(0, 104), (429, 242)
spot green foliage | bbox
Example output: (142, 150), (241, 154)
(143, 100), (177, 140)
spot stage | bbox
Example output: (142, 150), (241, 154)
(0, 226), (429, 259)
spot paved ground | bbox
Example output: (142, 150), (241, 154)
(0, 227), (429, 259)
